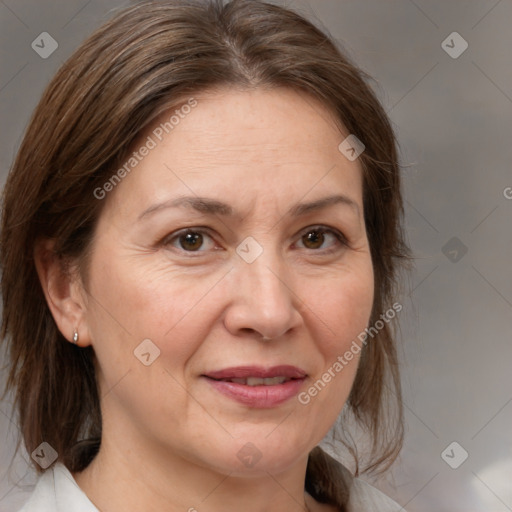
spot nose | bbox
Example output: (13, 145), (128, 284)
(223, 252), (303, 341)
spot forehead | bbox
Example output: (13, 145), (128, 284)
(104, 87), (364, 219)
(157, 88), (346, 162)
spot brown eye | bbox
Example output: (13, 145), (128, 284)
(302, 229), (325, 249)
(164, 229), (216, 253)
(296, 226), (346, 253)
(179, 232), (203, 251)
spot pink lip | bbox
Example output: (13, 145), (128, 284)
(205, 365), (306, 380)
(203, 365), (307, 408)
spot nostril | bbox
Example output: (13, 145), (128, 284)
(239, 328), (257, 336)
(238, 328), (274, 341)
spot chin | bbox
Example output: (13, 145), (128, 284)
(201, 431), (312, 477)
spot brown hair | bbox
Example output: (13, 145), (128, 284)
(1, 0), (410, 508)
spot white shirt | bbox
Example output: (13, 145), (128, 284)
(17, 463), (405, 512)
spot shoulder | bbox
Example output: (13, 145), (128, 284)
(347, 477), (405, 512)
(17, 463), (99, 512)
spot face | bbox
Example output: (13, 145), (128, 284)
(79, 88), (374, 476)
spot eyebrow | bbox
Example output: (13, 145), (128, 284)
(138, 194), (359, 221)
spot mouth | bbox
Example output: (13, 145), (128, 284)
(204, 364), (307, 382)
(202, 365), (307, 408)
(211, 376), (295, 386)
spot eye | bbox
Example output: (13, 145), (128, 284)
(163, 228), (217, 252)
(295, 226), (347, 253)
(161, 225), (347, 255)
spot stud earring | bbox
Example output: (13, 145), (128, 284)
(72, 330), (79, 344)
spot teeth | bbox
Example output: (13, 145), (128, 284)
(229, 376), (289, 386)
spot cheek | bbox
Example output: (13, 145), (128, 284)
(86, 251), (220, 373)
(294, 266), (374, 429)
(85, 255), (217, 422)
(311, 265), (374, 356)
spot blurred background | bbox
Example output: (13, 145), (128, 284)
(1, 1), (511, 510)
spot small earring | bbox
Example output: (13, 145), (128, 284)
(72, 330), (79, 344)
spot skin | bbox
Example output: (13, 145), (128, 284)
(36, 87), (374, 512)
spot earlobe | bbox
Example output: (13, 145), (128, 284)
(34, 238), (90, 346)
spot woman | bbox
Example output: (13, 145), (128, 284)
(0, 1), (410, 510)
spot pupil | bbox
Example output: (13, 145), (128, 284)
(181, 232), (203, 251)
(304, 230), (323, 249)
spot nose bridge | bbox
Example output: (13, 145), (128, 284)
(227, 240), (301, 339)
(240, 244), (289, 306)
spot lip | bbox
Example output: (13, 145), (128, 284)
(205, 365), (307, 380)
(203, 365), (307, 408)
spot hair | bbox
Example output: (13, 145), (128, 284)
(1, 0), (410, 508)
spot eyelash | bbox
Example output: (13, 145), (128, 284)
(161, 225), (349, 256)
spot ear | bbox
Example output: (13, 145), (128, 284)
(34, 238), (91, 346)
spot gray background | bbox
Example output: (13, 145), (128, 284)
(1, 1), (511, 511)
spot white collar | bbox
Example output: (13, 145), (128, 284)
(18, 463), (99, 512)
